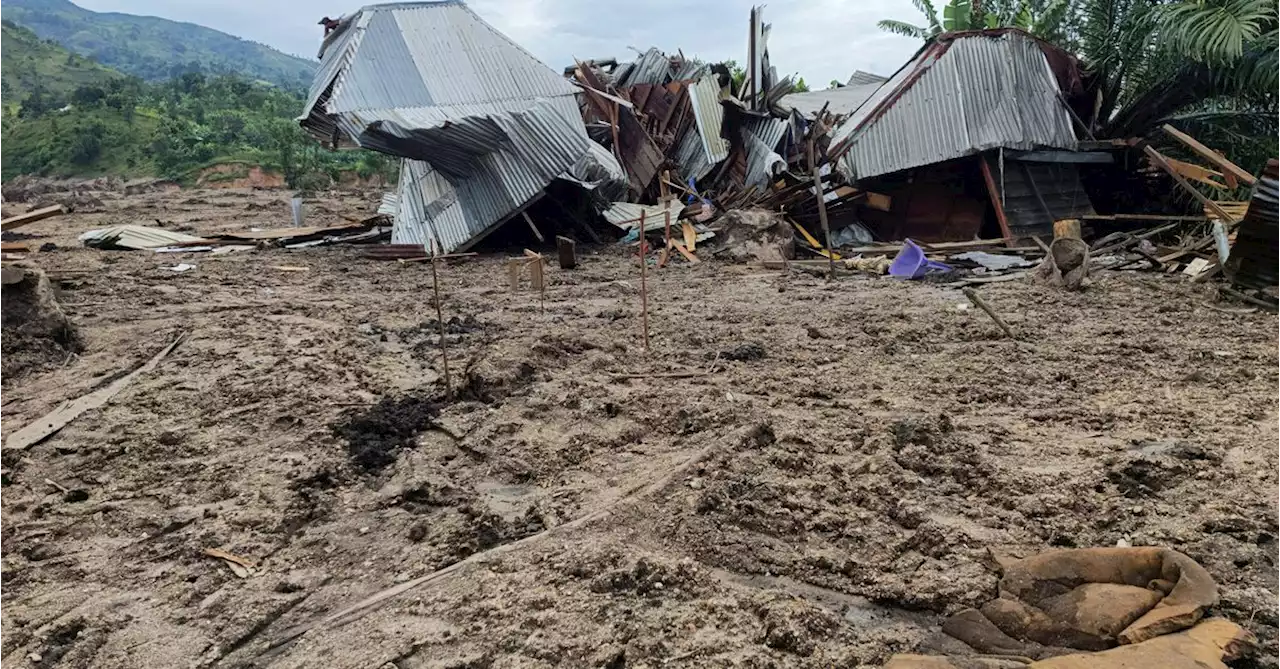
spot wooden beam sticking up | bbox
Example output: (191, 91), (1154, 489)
(428, 239), (452, 395)
(1144, 145), (1239, 225)
(556, 235), (577, 269)
(806, 136), (836, 282)
(1161, 124), (1256, 186)
(980, 156), (1015, 247)
(638, 210), (650, 351)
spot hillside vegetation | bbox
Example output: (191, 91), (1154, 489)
(1, 21), (121, 106)
(2, 0), (317, 90)
(2, 72), (395, 186)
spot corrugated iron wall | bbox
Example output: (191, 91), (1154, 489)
(1227, 160), (1279, 289)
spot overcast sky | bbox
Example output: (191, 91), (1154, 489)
(75, 0), (925, 88)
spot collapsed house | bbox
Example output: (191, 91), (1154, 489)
(299, 1), (626, 253)
(825, 28), (1099, 242)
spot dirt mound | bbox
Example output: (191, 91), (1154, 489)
(712, 208), (796, 262)
(1, 267), (81, 382)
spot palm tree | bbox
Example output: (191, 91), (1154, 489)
(875, 0), (1278, 170)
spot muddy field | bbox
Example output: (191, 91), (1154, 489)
(1, 187), (1277, 668)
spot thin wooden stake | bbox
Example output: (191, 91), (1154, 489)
(962, 288), (1016, 339)
(639, 210), (650, 351)
(806, 136), (836, 282)
(429, 240), (451, 394)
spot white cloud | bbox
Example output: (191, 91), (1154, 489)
(73, 0), (929, 85)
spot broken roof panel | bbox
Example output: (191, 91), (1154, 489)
(830, 30), (1078, 181)
(301, 1), (590, 253)
(778, 82), (885, 117)
(846, 70), (889, 86)
(688, 74), (730, 166)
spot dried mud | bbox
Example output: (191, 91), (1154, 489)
(0, 188), (1276, 668)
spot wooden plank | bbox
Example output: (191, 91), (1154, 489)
(864, 192), (892, 212)
(520, 211), (545, 243)
(4, 333), (186, 452)
(681, 222), (696, 252)
(979, 156), (1015, 247)
(1, 242), (32, 252)
(1165, 156), (1227, 189)
(1144, 145), (1238, 225)
(1, 205), (66, 231)
(671, 241), (700, 264)
(1161, 124), (1256, 186)
(1081, 214), (1207, 222)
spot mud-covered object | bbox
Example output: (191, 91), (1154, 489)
(1033, 238), (1089, 290)
(883, 548), (1250, 669)
(1, 267), (81, 381)
(711, 208), (795, 262)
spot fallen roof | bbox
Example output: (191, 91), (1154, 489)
(299, 1), (591, 253)
(830, 29), (1079, 181)
(777, 80), (886, 118)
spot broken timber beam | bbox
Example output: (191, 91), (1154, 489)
(521, 211), (545, 243)
(1144, 145), (1239, 225)
(1161, 124), (1256, 186)
(1, 205), (66, 231)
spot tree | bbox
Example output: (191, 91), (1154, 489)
(878, 0), (1070, 40)
(792, 77), (811, 93)
(875, 0), (1278, 171)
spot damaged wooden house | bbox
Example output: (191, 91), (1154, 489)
(823, 28), (1104, 244)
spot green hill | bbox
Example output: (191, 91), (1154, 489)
(2, 0), (316, 90)
(1, 20), (123, 106)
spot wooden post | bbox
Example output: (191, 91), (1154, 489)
(980, 155), (1015, 246)
(507, 258), (522, 293)
(806, 136), (835, 281)
(1053, 219), (1082, 240)
(428, 240), (451, 394)
(524, 250), (545, 312)
(660, 169), (673, 249)
(521, 211), (545, 244)
(556, 235), (577, 269)
(639, 210), (650, 351)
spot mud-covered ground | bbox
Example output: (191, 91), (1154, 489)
(2, 188), (1277, 668)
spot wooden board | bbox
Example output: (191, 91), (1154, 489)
(1, 205), (66, 231)
(4, 334), (185, 452)
(1161, 124), (1256, 186)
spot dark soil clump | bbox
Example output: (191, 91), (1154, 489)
(334, 392), (445, 473)
(1, 267), (82, 382)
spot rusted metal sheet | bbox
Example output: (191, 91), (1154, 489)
(1227, 159), (1279, 289)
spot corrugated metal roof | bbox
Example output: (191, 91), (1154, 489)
(831, 31), (1076, 181)
(688, 73), (730, 165)
(846, 70), (888, 86)
(778, 82), (885, 117)
(673, 123), (717, 182)
(302, 1), (592, 253)
(602, 200), (684, 230)
(1228, 159), (1279, 289)
(79, 225), (206, 250)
